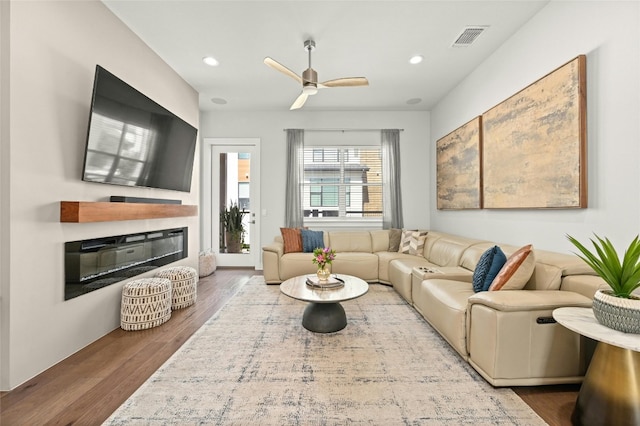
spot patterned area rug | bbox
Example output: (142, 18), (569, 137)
(105, 276), (545, 425)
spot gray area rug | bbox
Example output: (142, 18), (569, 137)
(105, 276), (545, 425)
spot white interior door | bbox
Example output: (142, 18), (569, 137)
(201, 138), (261, 269)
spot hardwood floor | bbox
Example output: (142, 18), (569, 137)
(0, 269), (578, 425)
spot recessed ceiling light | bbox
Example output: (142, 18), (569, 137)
(409, 55), (423, 65)
(202, 56), (219, 67)
(406, 98), (422, 105)
(211, 97), (227, 105)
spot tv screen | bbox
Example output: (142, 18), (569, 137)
(82, 65), (198, 192)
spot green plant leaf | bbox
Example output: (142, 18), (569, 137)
(567, 233), (640, 298)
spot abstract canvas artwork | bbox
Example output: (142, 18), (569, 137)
(482, 55), (587, 209)
(437, 116), (482, 209)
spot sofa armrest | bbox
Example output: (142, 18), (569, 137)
(467, 290), (593, 386)
(262, 241), (284, 284)
(468, 290), (592, 312)
(262, 241), (284, 257)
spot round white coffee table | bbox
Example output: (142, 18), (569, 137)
(280, 274), (369, 333)
(553, 307), (640, 425)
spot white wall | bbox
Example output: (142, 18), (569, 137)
(198, 110), (430, 248)
(430, 1), (640, 252)
(1, 0), (200, 390)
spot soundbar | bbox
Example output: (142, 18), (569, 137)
(110, 196), (182, 205)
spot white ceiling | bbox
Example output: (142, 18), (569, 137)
(103, 0), (549, 112)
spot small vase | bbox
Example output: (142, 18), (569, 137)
(316, 267), (331, 282)
(592, 289), (640, 334)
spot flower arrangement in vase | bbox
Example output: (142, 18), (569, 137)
(312, 247), (336, 281)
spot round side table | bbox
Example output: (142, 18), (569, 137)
(553, 307), (640, 426)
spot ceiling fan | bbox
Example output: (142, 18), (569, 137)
(264, 39), (369, 110)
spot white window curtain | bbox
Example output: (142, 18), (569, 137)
(381, 129), (404, 229)
(285, 129), (304, 227)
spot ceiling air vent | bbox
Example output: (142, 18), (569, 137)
(452, 26), (489, 47)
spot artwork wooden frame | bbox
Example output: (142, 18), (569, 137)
(482, 55), (587, 209)
(436, 116), (482, 210)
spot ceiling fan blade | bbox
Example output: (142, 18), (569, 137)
(290, 92), (308, 110)
(264, 57), (303, 84)
(319, 77), (369, 88)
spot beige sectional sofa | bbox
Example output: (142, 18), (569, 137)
(262, 229), (607, 386)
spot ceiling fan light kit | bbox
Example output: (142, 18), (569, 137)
(264, 39), (369, 110)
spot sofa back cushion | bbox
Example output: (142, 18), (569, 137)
(561, 275), (608, 299)
(425, 233), (483, 267)
(328, 231), (373, 253)
(524, 249), (598, 291)
(460, 242), (497, 271)
(370, 230), (390, 253)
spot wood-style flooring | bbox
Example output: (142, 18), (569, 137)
(0, 269), (579, 425)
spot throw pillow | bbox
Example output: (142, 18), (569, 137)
(388, 228), (402, 252)
(399, 230), (414, 253)
(472, 246), (507, 292)
(399, 230), (428, 256)
(301, 229), (324, 253)
(489, 244), (536, 291)
(410, 231), (428, 256)
(280, 227), (303, 254)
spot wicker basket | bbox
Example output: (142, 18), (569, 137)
(592, 289), (640, 334)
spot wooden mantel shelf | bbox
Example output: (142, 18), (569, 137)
(60, 201), (198, 223)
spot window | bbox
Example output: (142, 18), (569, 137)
(310, 178), (339, 207)
(302, 147), (382, 219)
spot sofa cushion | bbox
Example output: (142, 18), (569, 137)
(328, 231), (373, 253)
(399, 230), (428, 255)
(279, 252), (316, 280)
(472, 246), (507, 292)
(388, 228), (403, 252)
(301, 229), (324, 253)
(370, 230), (390, 253)
(425, 233), (482, 267)
(413, 279), (475, 359)
(331, 253), (379, 282)
(489, 245), (535, 291)
(459, 242), (497, 271)
(376, 251), (409, 284)
(280, 228), (304, 253)
(389, 256), (433, 302)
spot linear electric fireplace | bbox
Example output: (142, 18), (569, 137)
(64, 227), (187, 300)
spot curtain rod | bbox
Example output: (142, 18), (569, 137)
(283, 128), (404, 132)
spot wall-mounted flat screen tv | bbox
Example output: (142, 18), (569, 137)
(82, 65), (198, 192)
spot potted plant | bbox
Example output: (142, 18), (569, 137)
(567, 234), (640, 333)
(221, 201), (246, 253)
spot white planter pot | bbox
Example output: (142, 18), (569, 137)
(592, 289), (640, 334)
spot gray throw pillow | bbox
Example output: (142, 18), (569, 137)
(388, 228), (402, 252)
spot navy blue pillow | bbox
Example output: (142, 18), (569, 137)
(301, 229), (324, 253)
(472, 246), (507, 292)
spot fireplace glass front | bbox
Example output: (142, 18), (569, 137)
(64, 227), (187, 300)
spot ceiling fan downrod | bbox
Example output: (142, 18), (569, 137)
(302, 39), (318, 93)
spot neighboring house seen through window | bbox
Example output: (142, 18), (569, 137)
(302, 147), (382, 219)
